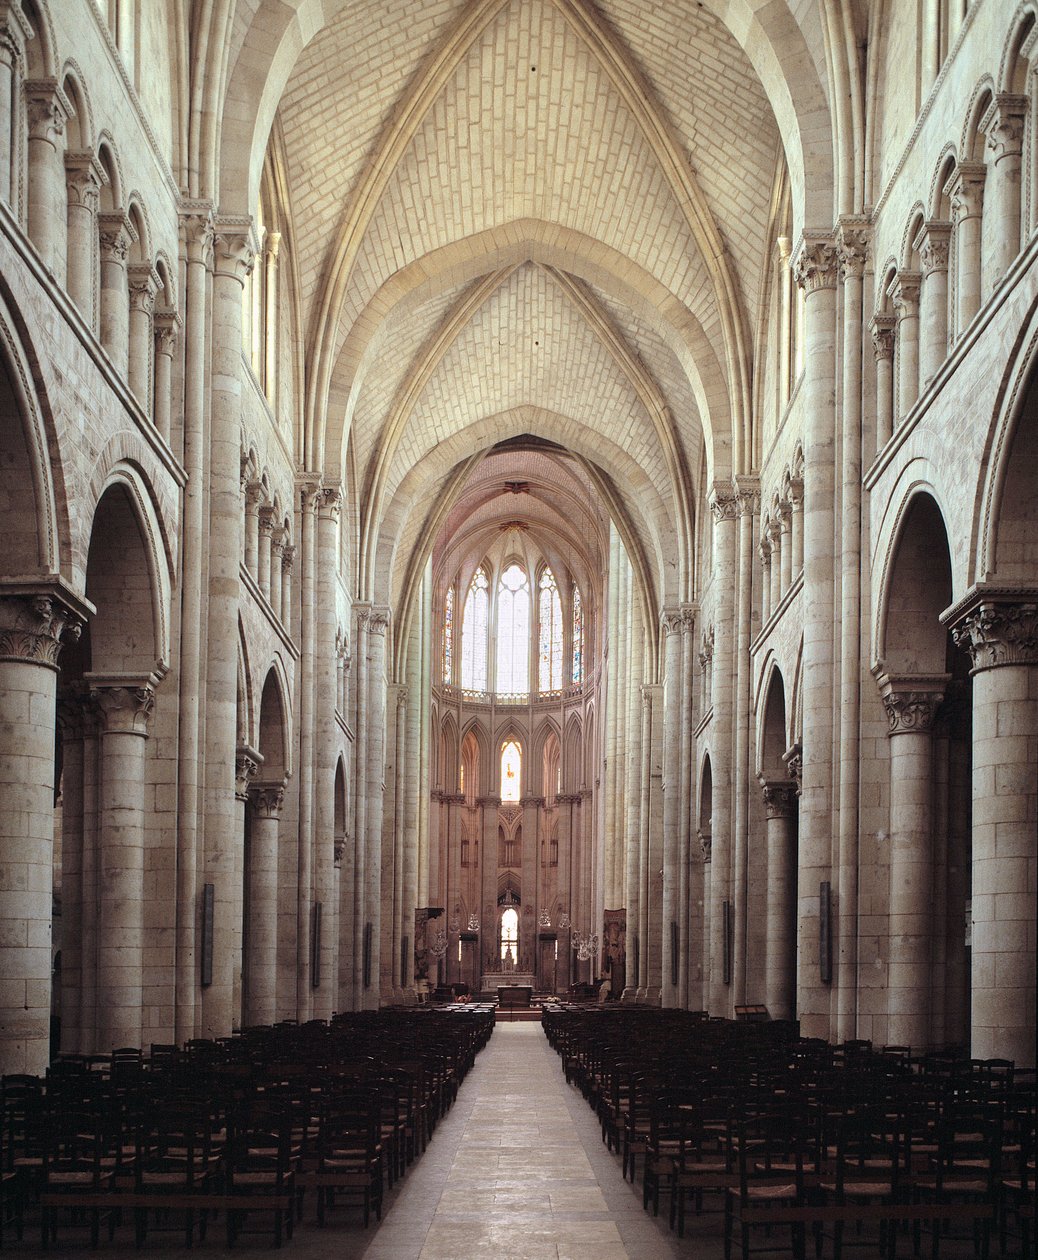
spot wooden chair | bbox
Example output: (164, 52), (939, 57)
(224, 1105), (297, 1248)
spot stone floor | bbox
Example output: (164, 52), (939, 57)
(3, 1021), (1008, 1258)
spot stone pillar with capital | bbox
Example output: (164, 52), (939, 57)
(362, 607), (390, 1007)
(945, 590), (1038, 1067)
(479, 794), (500, 985)
(56, 685), (92, 1055)
(870, 314), (896, 452)
(24, 78), (69, 278)
(945, 162), (986, 335)
(915, 221), (952, 386)
(233, 746), (260, 1025)
(64, 152), (104, 323)
(888, 270), (922, 423)
(875, 672), (948, 1051)
(760, 778), (798, 1021)
(201, 219), (253, 1036)
(982, 94), (1028, 286)
(661, 607), (683, 1006)
(98, 211), (134, 375)
(245, 781), (283, 1027)
(257, 505), (274, 601)
(152, 311), (179, 443)
(793, 232), (838, 1038)
(88, 675), (158, 1052)
(0, 589), (83, 1072)
(127, 264), (158, 413)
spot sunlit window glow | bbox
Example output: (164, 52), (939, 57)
(501, 739), (521, 802)
(539, 568), (563, 690)
(495, 563), (529, 693)
(572, 584), (583, 683)
(461, 567), (489, 689)
(500, 907), (518, 962)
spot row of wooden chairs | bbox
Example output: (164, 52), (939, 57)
(543, 1006), (1035, 1259)
(0, 1006), (494, 1249)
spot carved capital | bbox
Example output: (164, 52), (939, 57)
(179, 202), (214, 267)
(945, 162), (986, 221)
(782, 742), (802, 793)
(875, 672), (949, 735)
(368, 606), (390, 637)
(942, 587), (1038, 672)
(89, 677), (157, 736)
(914, 220), (952, 275)
(887, 270), (922, 318)
(64, 151), (106, 210)
(0, 592), (83, 669)
(709, 480), (738, 521)
(792, 233), (838, 293)
(319, 485), (343, 520)
(759, 536), (772, 567)
(735, 475), (760, 517)
(235, 746), (262, 801)
(281, 544), (296, 575)
(982, 93), (1028, 160)
(98, 211), (134, 264)
(396, 685), (409, 709)
(153, 309), (181, 355)
(251, 783), (285, 819)
(57, 683), (95, 740)
(24, 79), (69, 143)
(212, 217), (255, 284)
(127, 263), (158, 314)
(258, 504), (276, 536)
(298, 477), (322, 515)
(334, 834), (347, 866)
(661, 606), (683, 637)
(836, 217), (870, 281)
(759, 777), (798, 819)
(869, 313), (896, 362)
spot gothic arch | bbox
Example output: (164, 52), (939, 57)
(256, 664), (291, 783)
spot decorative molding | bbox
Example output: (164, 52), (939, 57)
(981, 93), (1028, 159)
(942, 586), (1038, 672)
(782, 742), (802, 794)
(0, 590), (84, 669)
(235, 746), (262, 801)
(759, 778), (798, 819)
(915, 220), (952, 275)
(88, 676), (158, 736)
(869, 313), (896, 361)
(836, 216), (870, 281)
(792, 233), (838, 293)
(709, 480), (738, 521)
(874, 672), (949, 734)
(251, 783), (285, 819)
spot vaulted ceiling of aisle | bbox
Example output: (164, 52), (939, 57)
(264, 0), (785, 611)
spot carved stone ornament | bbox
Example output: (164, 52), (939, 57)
(869, 313), (896, 361)
(64, 151), (106, 210)
(235, 748), (262, 801)
(179, 203), (215, 267)
(681, 605), (696, 634)
(915, 221), (952, 275)
(368, 607), (391, 636)
(888, 271), (922, 318)
(836, 218), (870, 281)
(90, 681), (157, 736)
(736, 476), (760, 517)
(876, 674), (948, 735)
(127, 265), (158, 314)
(319, 485), (343, 519)
(982, 93), (1028, 160)
(98, 213), (133, 264)
(24, 79), (69, 142)
(709, 481), (738, 521)
(661, 607), (683, 637)
(945, 589), (1038, 672)
(334, 835), (347, 866)
(212, 219), (255, 284)
(0, 593), (82, 669)
(782, 742), (802, 793)
(760, 779), (798, 819)
(281, 544), (296, 575)
(251, 783), (285, 819)
(698, 829), (712, 862)
(154, 310), (181, 355)
(792, 234), (838, 294)
(945, 162), (986, 221)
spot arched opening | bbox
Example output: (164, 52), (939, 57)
(878, 493), (970, 1052)
(758, 669), (797, 1020)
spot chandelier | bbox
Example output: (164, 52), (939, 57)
(428, 929), (448, 959)
(557, 911), (570, 930)
(467, 912), (480, 932)
(538, 909), (551, 928)
(449, 907), (461, 935)
(572, 930), (600, 961)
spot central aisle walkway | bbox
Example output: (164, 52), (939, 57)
(362, 1021), (702, 1260)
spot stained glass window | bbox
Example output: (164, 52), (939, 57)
(501, 739), (521, 802)
(442, 583), (454, 684)
(572, 583), (583, 683)
(461, 567), (489, 690)
(538, 568), (563, 691)
(500, 907), (518, 963)
(495, 563), (529, 693)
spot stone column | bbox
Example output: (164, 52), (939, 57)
(280, 545), (295, 630)
(63, 152), (104, 323)
(349, 605), (369, 1004)
(263, 231), (280, 406)
(521, 795), (540, 974)
(88, 675), (157, 1052)
(767, 522), (781, 612)
(245, 782), (282, 1027)
(760, 779), (798, 1021)
(363, 607), (389, 1008)
(788, 475), (804, 576)
(870, 314), (896, 452)
(946, 590), (1038, 1067)
(0, 3), (32, 206)
(945, 162), (986, 336)
(620, 610), (644, 1001)
(97, 211), (133, 376)
(876, 672), (948, 1052)
(231, 748), (259, 1023)
(982, 94), (1028, 287)
(915, 221), (952, 386)
(792, 233), (838, 1038)
(661, 608), (683, 1006)
(679, 605), (695, 1008)
(24, 79), (69, 280)
(708, 483), (738, 1014)
(759, 540), (772, 624)
(733, 478), (759, 1005)
(127, 264), (157, 413)
(294, 482), (318, 1016)
(313, 494), (339, 1017)
(778, 503), (792, 594)
(152, 311), (179, 443)
(56, 688), (88, 1055)
(0, 589), (82, 1073)
(257, 505), (274, 601)
(888, 270), (922, 423)
(479, 794), (499, 987)
(699, 830), (712, 1011)
(244, 482), (261, 574)
(201, 219), (253, 1036)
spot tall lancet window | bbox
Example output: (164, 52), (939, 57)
(495, 563), (530, 694)
(538, 567), (563, 691)
(572, 583), (584, 684)
(501, 739), (521, 802)
(461, 566), (489, 690)
(442, 583), (454, 684)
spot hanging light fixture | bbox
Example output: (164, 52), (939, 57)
(538, 909), (551, 928)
